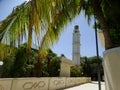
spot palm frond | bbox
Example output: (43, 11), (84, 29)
(0, 0), (81, 58)
(0, 1), (30, 45)
(38, 0), (81, 57)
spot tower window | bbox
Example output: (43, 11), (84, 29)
(75, 30), (78, 33)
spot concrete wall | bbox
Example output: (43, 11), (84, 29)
(98, 30), (105, 48)
(60, 57), (74, 77)
(103, 47), (120, 90)
(60, 63), (71, 77)
(0, 77), (91, 90)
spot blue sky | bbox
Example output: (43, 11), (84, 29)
(0, 0), (105, 60)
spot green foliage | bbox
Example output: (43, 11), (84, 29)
(70, 65), (83, 77)
(11, 45), (37, 77)
(2, 54), (15, 77)
(2, 45), (61, 77)
(41, 49), (61, 77)
(81, 56), (104, 81)
(2, 44), (38, 77)
(0, 0), (81, 58)
(100, 0), (120, 47)
(48, 57), (61, 77)
(11, 47), (33, 77)
(79, 0), (120, 48)
(2, 45), (104, 79)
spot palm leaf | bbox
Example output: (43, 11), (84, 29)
(38, 0), (81, 57)
(0, 0), (81, 59)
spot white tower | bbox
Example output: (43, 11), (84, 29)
(72, 25), (80, 65)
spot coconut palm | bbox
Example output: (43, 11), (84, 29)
(0, 2), (30, 59)
(0, 0), (81, 52)
(89, 0), (114, 49)
(1, 0), (119, 76)
(0, 0), (80, 76)
(79, 0), (120, 49)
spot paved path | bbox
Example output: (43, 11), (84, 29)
(64, 81), (105, 90)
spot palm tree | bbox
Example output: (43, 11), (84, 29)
(0, 0), (119, 76)
(0, 0), (80, 76)
(78, 0), (120, 49)
(0, 2), (30, 59)
(90, 0), (113, 49)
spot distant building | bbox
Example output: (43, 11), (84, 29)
(72, 25), (80, 65)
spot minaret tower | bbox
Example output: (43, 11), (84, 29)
(72, 25), (80, 65)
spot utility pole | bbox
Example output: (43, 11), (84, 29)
(94, 16), (101, 90)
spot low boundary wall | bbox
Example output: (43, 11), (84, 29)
(0, 77), (91, 90)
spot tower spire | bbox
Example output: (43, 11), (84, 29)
(72, 25), (80, 65)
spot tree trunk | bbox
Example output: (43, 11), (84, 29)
(47, 55), (51, 74)
(91, 0), (114, 49)
(34, 56), (42, 77)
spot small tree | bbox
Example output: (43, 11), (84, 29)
(42, 50), (61, 77)
(2, 44), (38, 78)
(81, 56), (104, 81)
(70, 65), (83, 77)
(2, 54), (15, 78)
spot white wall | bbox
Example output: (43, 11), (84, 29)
(0, 77), (91, 90)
